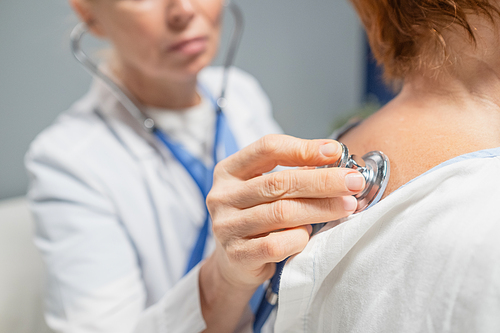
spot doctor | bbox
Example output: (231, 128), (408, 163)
(25, 0), (364, 331)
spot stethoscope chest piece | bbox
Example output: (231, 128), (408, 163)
(353, 149), (390, 212)
(319, 143), (390, 213)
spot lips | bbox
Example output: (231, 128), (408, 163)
(168, 36), (209, 55)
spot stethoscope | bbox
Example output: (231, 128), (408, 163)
(70, 1), (244, 133)
(253, 143), (390, 332)
(319, 142), (390, 213)
(70, 2), (390, 330)
(70, 0), (245, 274)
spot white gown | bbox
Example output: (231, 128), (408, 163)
(25, 67), (282, 333)
(275, 148), (500, 333)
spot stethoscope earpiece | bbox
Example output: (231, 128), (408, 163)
(318, 143), (390, 213)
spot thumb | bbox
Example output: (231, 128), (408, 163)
(220, 134), (343, 180)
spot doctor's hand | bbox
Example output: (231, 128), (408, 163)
(199, 134), (365, 332)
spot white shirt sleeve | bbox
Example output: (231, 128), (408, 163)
(25, 67), (282, 333)
(275, 153), (500, 332)
(134, 264), (206, 333)
(26, 140), (207, 333)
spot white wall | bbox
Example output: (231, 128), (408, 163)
(0, 0), (363, 200)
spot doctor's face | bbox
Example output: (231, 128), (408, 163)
(85, 0), (224, 80)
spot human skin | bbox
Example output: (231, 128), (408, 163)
(204, 136), (366, 332)
(70, 1), (367, 331)
(71, 0), (223, 109)
(206, 6), (500, 332)
(339, 13), (500, 198)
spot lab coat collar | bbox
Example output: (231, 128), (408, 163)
(86, 66), (252, 162)
(89, 77), (168, 162)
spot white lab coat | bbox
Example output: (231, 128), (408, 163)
(275, 148), (500, 332)
(25, 67), (282, 333)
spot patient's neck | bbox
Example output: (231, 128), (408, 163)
(338, 69), (500, 198)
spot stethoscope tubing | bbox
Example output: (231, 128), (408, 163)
(69, 1), (244, 133)
(70, 23), (150, 131)
(69, 0), (246, 286)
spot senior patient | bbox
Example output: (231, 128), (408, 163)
(273, 0), (500, 331)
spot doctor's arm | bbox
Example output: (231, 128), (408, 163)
(201, 134), (366, 332)
(25, 143), (206, 333)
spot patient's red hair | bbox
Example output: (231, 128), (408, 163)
(350, 0), (500, 80)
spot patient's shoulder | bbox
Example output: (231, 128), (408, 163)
(338, 99), (500, 198)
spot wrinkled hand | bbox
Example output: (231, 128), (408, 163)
(206, 134), (366, 290)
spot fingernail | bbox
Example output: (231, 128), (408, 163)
(343, 196), (358, 212)
(345, 173), (365, 192)
(319, 142), (340, 157)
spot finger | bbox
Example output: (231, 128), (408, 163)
(224, 168), (366, 208)
(221, 196), (357, 238)
(226, 225), (312, 270)
(217, 134), (343, 180)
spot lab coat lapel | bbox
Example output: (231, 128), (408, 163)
(90, 80), (184, 296)
(91, 79), (206, 288)
(92, 79), (168, 162)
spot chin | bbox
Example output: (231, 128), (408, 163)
(160, 54), (215, 80)
(137, 45), (216, 82)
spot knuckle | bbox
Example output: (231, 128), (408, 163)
(211, 214), (235, 239)
(212, 162), (227, 180)
(270, 200), (293, 226)
(263, 171), (297, 199)
(206, 182), (239, 212)
(205, 191), (220, 208)
(206, 191), (226, 216)
(263, 173), (287, 198)
(226, 241), (249, 265)
(213, 162), (223, 177)
(320, 197), (345, 221)
(262, 237), (286, 260)
(211, 216), (226, 237)
(256, 134), (281, 156)
(211, 212), (222, 230)
(294, 140), (314, 162)
(325, 197), (338, 213)
(318, 169), (344, 194)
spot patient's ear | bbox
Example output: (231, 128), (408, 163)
(69, 0), (107, 38)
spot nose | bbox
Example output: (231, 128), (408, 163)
(167, 0), (196, 31)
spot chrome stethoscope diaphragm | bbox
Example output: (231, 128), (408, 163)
(318, 143), (390, 213)
(259, 146), (390, 329)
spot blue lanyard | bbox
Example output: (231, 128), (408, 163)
(253, 259), (287, 332)
(153, 86), (267, 330)
(154, 86), (238, 275)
